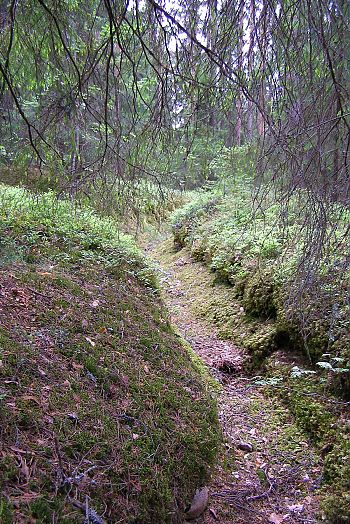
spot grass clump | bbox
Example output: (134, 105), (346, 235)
(0, 184), (220, 523)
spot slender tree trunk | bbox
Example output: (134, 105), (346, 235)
(257, 1), (268, 139)
(246, 0), (256, 142)
(234, 6), (244, 146)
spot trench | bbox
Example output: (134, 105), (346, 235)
(146, 235), (321, 524)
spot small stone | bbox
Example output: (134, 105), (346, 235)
(184, 486), (209, 520)
(67, 412), (79, 422)
(287, 504), (304, 513)
(237, 442), (253, 452)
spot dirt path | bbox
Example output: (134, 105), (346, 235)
(146, 237), (322, 524)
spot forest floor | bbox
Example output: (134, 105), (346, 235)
(145, 234), (323, 524)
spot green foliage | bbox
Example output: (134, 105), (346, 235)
(0, 184), (156, 288)
(0, 498), (13, 524)
(209, 144), (256, 192)
(170, 184), (350, 395)
(171, 191), (222, 247)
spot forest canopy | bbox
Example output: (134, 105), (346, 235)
(0, 0), (349, 190)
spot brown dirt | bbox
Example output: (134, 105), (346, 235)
(147, 237), (322, 524)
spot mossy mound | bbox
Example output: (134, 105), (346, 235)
(322, 438), (350, 523)
(242, 270), (277, 318)
(0, 186), (220, 523)
(264, 356), (350, 523)
(170, 190), (350, 387)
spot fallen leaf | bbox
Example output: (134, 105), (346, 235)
(21, 395), (40, 405)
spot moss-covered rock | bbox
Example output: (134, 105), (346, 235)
(242, 270), (277, 318)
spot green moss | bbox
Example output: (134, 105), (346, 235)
(0, 456), (18, 486)
(242, 270), (277, 318)
(243, 323), (278, 363)
(0, 186), (221, 523)
(29, 498), (67, 523)
(0, 498), (13, 524)
(321, 436), (350, 522)
(321, 431), (350, 524)
(290, 395), (333, 442)
(263, 365), (350, 522)
(321, 493), (350, 523)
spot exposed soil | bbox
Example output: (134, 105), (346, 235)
(146, 236), (323, 524)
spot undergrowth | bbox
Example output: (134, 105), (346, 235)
(171, 187), (350, 384)
(0, 184), (156, 288)
(263, 355), (350, 523)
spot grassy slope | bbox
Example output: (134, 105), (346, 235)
(170, 190), (350, 523)
(0, 186), (220, 523)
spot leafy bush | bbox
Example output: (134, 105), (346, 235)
(171, 191), (222, 247)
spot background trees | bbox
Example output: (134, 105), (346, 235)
(0, 0), (349, 212)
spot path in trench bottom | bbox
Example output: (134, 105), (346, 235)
(147, 239), (322, 524)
